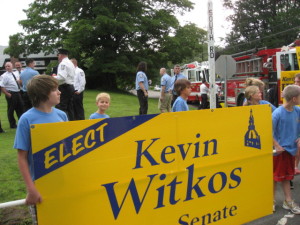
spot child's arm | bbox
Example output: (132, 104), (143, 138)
(18, 150), (42, 205)
(273, 138), (285, 154)
(138, 82), (148, 97)
(296, 138), (300, 148)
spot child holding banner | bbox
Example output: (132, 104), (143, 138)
(272, 84), (300, 214)
(172, 79), (191, 112)
(14, 75), (68, 224)
(89, 92), (110, 119)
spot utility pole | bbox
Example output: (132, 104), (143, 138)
(208, 0), (216, 109)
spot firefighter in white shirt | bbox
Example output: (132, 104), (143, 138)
(199, 79), (209, 109)
(52, 49), (75, 120)
(71, 58), (86, 120)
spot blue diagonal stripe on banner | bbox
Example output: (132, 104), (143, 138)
(33, 114), (158, 180)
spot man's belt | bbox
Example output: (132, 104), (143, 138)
(60, 83), (72, 87)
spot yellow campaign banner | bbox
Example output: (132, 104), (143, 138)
(280, 70), (300, 101)
(31, 105), (273, 225)
(296, 46), (300, 67)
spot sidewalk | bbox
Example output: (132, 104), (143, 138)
(129, 89), (161, 98)
(246, 175), (300, 225)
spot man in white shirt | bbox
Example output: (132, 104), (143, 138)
(215, 84), (222, 108)
(0, 74), (4, 132)
(52, 49), (75, 120)
(170, 64), (187, 106)
(199, 79), (209, 109)
(71, 58), (86, 120)
(0, 62), (24, 128)
(14, 61), (24, 77)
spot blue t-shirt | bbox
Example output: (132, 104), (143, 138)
(14, 107), (68, 180)
(160, 73), (172, 93)
(135, 71), (148, 90)
(172, 96), (189, 112)
(170, 73), (187, 95)
(20, 67), (39, 91)
(272, 106), (300, 156)
(244, 99), (276, 112)
(89, 113), (110, 119)
(259, 100), (277, 112)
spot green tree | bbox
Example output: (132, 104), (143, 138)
(223, 0), (300, 53)
(161, 23), (207, 64)
(4, 33), (25, 58)
(17, 0), (194, 89)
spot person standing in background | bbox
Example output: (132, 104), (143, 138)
(0, 62), (24, 128)
(71, 58), (86, 120)
(158, 68), (172, 113)
(20, 59), (39, 111)
(52, 49), (75, 120)
(14, 61), (23, 77)
(199, 79), (209, 109)
(215, 84), (222, 108)
(293, 73), (300, 175)
(0, 74), (4, 133)
(170, 64), (187, 106)
(135, 61), (148, 115)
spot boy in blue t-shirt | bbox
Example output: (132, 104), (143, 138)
(14, 75), (68, 223)
(89, 92), (110, 119)
(172, 79), (191, 112)
(273, 85), (300, 214)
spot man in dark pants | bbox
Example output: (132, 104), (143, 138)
(0, 74), (5, 133)
(0, 62), (24, 128)
(52, 49), (75, 120)
(199, 79), (209, 109)
(71, 58), (86, 120)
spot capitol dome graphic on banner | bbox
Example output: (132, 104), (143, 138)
(244, 109), (261, 149)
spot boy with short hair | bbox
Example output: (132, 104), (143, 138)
(171, 79), (191, 112)
(89, 92), (110, 119)
(273, 84), (300, 214)
(14, 75), (68, 224)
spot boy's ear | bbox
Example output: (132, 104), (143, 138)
(292, 96), (298, 103)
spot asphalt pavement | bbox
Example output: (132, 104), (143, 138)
(245, 175), (300, 225)
(129, 89), (161, 98)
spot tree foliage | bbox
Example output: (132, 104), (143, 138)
(162, 23), (208, 64)
(223, 0), (300, 53)
(4, 33), (25, 58)
(12, 0), (207, 89)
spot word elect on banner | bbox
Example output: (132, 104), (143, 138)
(32, 106), (273, 225)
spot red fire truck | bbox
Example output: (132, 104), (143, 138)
(178, 61), (223, 103)
(225, 46), (300, 107)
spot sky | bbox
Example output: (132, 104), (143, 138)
(0, 0), (232, 46)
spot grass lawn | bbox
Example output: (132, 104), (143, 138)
(0, 89), (166, 224)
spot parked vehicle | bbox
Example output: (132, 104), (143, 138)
(225, 46), (300, 106)
(154, 85), (161, 91)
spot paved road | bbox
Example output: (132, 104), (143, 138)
(245, 175), (300, 225)
(129, 89), (161, 98)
